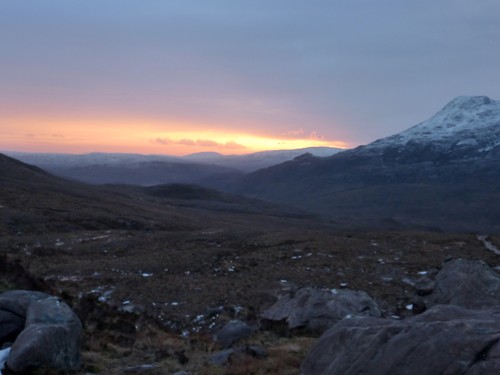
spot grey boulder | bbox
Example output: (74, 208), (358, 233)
(261, 287), (381, 333)
(417, 258), (500, 310)
(302, 304), (500, 375)
(0, 310), (24, 343)
(214, 320), (254, 349)
(0, 290), (52, 345)
(0, 291), (83, 373)
(0, 290), (51, 317)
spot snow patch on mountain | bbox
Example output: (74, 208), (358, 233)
(366, 96), (500, 153)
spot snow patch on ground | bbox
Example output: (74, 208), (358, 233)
(0, 347), (11, 374)
(477, 234), (500, 256)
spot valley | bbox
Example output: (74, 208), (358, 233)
(1, 149), (500, 373)
(1, 96), (500, 374)
(3, 1), (500, 372)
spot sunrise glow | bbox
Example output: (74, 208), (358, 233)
(0, 115), (349, 155)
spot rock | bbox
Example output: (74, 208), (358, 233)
(0, 290), (50, 317)
(7, 324), (82, 372)
(122, 364), (157, 373)
(418, 259), (500, 309)
(245, 345), (268, 359)
(210, 349), (235, 365)
(0, 310), (24, 344)
(411, 300), (426, 314)
(414, 276), (435, 296)
(302, 304), (500, 375)
(0, 291), (51, 345)
(261, 287), (381, 333)
(25, 296), (81, 327)
(209, 345), (268, 367)
(214, 320), (254, 349)
(3, 293), (83, 372)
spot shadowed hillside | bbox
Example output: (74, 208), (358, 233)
(204, 96), (500, 233)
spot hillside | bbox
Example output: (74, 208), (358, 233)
(207, 96), (500, 233)
(182, 146), (343, 172)
(2, 153), (500, 374)
(0, 153), (317, 235)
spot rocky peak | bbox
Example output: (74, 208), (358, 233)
(441, 95), (491, 111)
(357, 95), (500, 163)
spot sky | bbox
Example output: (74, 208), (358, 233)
(1, 0), (499, 155)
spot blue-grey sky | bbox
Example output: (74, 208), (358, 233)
(1, 0), (499, 154)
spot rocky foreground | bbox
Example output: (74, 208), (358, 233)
(2, 254), (500, 374)
(302, 259), (500, 375)
(2, 152), (500, 373)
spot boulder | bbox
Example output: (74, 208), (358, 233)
(7, 297), (82, 372)
(214, 320), (254, 349)
(0, 291), (53, 345)
(302, 305), (500, 375)
(0, 290), (83, 373)
(210, 349), (235, 365)
(122, 364), (157, 373)
(414, 275), (435, 296)
(261, 287), (380, 333)
(245, 345), (267, 359)
(417, 259), (500, 309)
(0, 311), (24, 344)
(209, 345), (268, 366)
(0, 290), (50, 317)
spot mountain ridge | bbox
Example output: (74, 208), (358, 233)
(4, 147), (342, 185)
(206, 96), (500, 233)
(351, 95), (500, 164)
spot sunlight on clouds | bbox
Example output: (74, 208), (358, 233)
(0, 116), (348, 155)
(150, 130), (347, 155)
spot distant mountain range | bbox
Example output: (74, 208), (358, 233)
(5, 147), (342, 186)
(205, 96), (500, 233)
(0, 152), (322, 236)
(181, 147), (340, 171)
(3, 96), (499, 233)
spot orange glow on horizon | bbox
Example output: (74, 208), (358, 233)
(0, 116), (350, 155)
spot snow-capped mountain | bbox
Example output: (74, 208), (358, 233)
(207, 95), (500, 233)
(358, 96), (500, 162)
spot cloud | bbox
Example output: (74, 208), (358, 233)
(153, 137), (246, 150)
(2, 0), (500, 152)
(195, 139), (219, 147)
(281, 129), (325, 141)
(282, 128), (305, 139)
(178, 139), (196, 146)
(308, 131), (324, 140)
(225, 141), (246, 150)
(24, 133), (67, 139)
(154, 137), (172, 145)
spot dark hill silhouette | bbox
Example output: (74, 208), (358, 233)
(0, 153), (60, 184)
(0, 153), (323, 236)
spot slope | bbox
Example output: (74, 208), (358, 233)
(210, 96), (500, 233)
